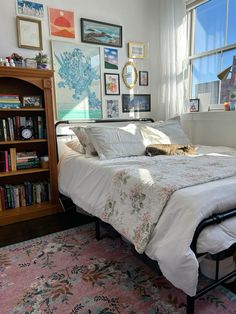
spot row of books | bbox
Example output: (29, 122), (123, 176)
(0, 149), (40, 172)
(0, 94), (21, 109)
(0, 181), (51, 210)
(0, 115), (45, 141)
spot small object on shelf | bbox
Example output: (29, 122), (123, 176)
(230, 101), (235, 111)
(19, 126), (33, 140)
(224, 102), (230, 111)
(10, 53), (23, 67)
(40, 155), (49, 169)
(4, 59), (10, 67)
(24, 58), (37, 69)
(35, 52), (48, 69)
(9, 59), (15, 67)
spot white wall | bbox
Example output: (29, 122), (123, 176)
(1, 0), (157, 120)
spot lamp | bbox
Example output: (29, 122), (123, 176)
(217, 66), (232, 80)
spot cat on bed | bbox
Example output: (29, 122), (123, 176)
(145, 144), (198, 156)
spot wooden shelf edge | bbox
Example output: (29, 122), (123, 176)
(0, 168), (49, 177)
(0, 139), (47, 144)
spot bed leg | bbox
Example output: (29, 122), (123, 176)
(95, 218), (101, 240)
(186, 295), (195, 314)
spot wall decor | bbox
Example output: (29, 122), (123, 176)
(128, 41), (146, 59)
(16, 0), (44, 18)
(106, 99), (119, 118)
(122, 61), (138, 89)
(81, 18), (122, 47)
(52, 40), (102, 120)
(139, 71), (148, 86)
(16, 16), (43, 50)
(104, 73), (120, 95)
(48, 8), (75, 38)
(122, 94), (151, 112)
(22, 95), (42, 107)
(104, 48), (118, 70)
(189, 98), (199, 112)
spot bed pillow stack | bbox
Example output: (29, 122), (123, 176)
(70, 126), (97, 156)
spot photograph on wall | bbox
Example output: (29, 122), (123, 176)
(122, 94), (151, 112)
(106, 99), (119, 118)
(16, 0), (44, 18)
(104, 73), (120, 95)
(48, 8), (75, 38)
(189, 98), (199, 112)
(139, 71), (148, 86)
(104, 48), (118, 70)
(52, 41), (102, 120)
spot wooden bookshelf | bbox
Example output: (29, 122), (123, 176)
(0, 66), (61, 225)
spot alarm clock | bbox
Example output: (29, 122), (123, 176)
(20, 126), (33, 140)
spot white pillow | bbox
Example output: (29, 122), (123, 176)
(65, 139), (84, 154)
(140, 119), (191, 146)
(86, 124), (146, 159)
(70, 126), (97, 156)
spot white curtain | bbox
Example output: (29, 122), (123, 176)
(155, 0), (188, 120)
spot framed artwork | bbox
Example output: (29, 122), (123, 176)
(128, 42), (146, 59)
(81, 18), (122, 47)
(106, 99), (119, 118)
(189, 98), (199, 112)
(104, 48), (118, 70)
(52, 40), (102, 120)
(16, 0), (44, 18)
(22, 96), (42, 107)
(122, 94), (151, 112)
(16, 16), (42, 50)
(139, 71), (148, 86)
(48, 8), (75, 38)
(104, 73), (120, 95)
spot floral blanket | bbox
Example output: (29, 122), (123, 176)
(101, 154), (236, 253)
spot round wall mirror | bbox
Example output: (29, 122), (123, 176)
(122, 61), (138, 89)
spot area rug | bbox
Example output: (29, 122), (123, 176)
(1, 223), (236, 314)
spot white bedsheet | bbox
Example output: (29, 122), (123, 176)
(58, 145), (236, 296)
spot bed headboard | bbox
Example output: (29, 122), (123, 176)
(55, 118), (154, 161)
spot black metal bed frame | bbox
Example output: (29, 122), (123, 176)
(56, 118), (236, 314)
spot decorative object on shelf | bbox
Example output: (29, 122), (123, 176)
(128, 42), (146, 59)
(139, 71), (148, 86)
(104, 48), (118, 70)
(122, 61), (138, 89)
(22, 95), (42, 107)
(35, 52), (48, 69)
(48, 8), (75, 38)
(81, 18), (122, 47)
(189, 98), (200, 112)
(19, 126), (33, 140)
(16, 0), (44, 18)
(16, 16), (43, 50)
(24, 58), (37, 68)
(104, 73), (120, 95)
(10, 53), (23, 67)
(122, 94), (151, 112)
(106, 99), (119, 118)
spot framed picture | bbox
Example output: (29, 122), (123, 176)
(104, 47), (118, 70)
(22, 96), (42, 107)
(139, 71), (148, 86)
(106, 99), (119, 118)
(128, 42), (146, 59)
(16, 16), (43, 50)
(48, 8), (75, 38)
(189, 98), (199, 112)
(16, 0), (44, 18)
(81, 18), (122, 47)
(122, 94), (151, 112)
(104, 73), (120, 95)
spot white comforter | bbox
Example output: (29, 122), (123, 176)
(58, 145), (236, 296)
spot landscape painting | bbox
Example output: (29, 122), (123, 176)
(16, 0), (44, 18)
(49, 8), (75, 38)
(81, 18), (122, 47)
(122, 94), (151, 112)
(52, 41), (102, 120)
(104, 48), (118, 70)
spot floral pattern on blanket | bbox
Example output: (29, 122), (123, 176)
(102, 154), (236, 253)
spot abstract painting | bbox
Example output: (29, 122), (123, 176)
(49, 8), (75, 38)
(104, 48), (118, 70)
(52, 41), (102, 120)
(16, 0), (44, 18)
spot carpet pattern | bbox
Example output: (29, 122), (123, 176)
(0, 223), (236, 314)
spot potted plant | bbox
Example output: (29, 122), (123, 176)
(10, 53), (23, 67)
(35, 52), (48, 69)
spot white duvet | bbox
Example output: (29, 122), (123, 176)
(58, 145), (236, 296)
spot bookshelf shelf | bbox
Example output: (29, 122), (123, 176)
(0, 66), (61, 225)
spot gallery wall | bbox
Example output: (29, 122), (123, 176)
(0, 0), (159, 121)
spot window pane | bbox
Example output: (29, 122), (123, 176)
(220, 50), (236, 103)
(227, 0), (236, 45)
(194, 0), (226, 54)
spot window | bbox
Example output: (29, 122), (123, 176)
(189, 0), (236, 111)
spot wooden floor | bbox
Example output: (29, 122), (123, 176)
(1, 210), (235, 295)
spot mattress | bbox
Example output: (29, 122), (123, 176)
(58, 145), (236, 296)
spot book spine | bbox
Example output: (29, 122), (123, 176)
(4, 150), (9, 172)
(10, 147), (17, 171)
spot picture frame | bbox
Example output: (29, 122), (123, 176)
(106, 99), (119, 118)
(139, 71), (148, 86)
(22, 96), (42, 107)
(48, 8), (75, 38)
(16, 16), (43, 50)
(189, 98), (199, 112)
(122, 94), (151, 112)
(81, 18), (122, 47)
(128, 41), (146, 59)
(104, 73), (120, 95)
(104, 47), (118, 70)
(16, 0), (44, 18)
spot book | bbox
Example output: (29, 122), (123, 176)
(10, 148), (17, 171)
(0, 94), (20, 100)
(0, 151), (5, 172)
(5, 150), (9, 172)
(0, 119), (4, 141)
(2, 119), (7, 141)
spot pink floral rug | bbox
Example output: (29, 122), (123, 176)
(0, 223), (236, 314)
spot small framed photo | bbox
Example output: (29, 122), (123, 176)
(139, 71), (148, 86)
(22, 96), (42, 107)
(16, 16), (43, 50)
(122, 94), (151, 112)
(106, 99), (119, 118)
(128, 42), (146, 59)
(189, 98), (199, 112)
(104, 73), (120, 95)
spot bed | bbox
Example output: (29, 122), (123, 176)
(56, 118), (236, 313)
